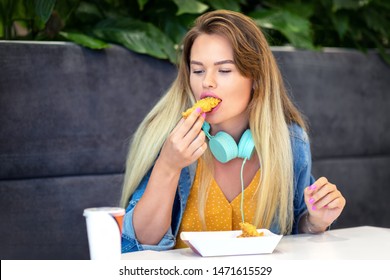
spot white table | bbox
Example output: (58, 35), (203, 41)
(122, 226), (390, 260)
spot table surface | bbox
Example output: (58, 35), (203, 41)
(122, 226), (390, 260)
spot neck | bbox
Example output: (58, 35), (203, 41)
(210, 116), (249, 143)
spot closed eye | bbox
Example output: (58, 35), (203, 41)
(219, 69), (231, 73)
(192, 69), (204, 74)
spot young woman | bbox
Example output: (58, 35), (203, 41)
(120, 10), (346, 252)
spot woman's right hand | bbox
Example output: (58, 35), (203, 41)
(133, 107), (206, 245)
(157, 107), (207, 172)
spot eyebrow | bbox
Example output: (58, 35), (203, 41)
(190, 59), (235, 66)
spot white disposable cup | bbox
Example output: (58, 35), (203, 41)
(83, 207), (125, 260)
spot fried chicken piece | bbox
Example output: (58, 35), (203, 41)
(237, 222), (264, 238)
(182, 97), (221, 118)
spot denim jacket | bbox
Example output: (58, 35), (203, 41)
(121, 123), (314, 253)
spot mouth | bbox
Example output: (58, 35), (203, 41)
(200, 92), (221, 101)
(199, 92), (222, 113)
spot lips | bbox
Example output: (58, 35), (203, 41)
(199, 92), (222, 113)
(200, 92), (221, 101)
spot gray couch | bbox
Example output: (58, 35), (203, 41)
(1, 42), (389, 260)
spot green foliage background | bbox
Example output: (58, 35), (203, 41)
(1, 0), (389, 63)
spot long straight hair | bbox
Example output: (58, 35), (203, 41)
(120, 10), (307, 234)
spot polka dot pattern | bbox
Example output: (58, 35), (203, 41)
(175, 160), (260, 249)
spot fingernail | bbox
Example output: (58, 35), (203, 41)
(312, 205), (317, 211)
(309, 198), (315, 204)
(309, 184), (317, 191)
(196, 107), (202, 113)
(201, 112), (206, 118)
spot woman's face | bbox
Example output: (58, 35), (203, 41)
(189, 33), (252, 134)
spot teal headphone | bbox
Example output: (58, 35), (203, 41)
(202, 122), (255, 163)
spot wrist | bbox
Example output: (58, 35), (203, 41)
(305, 213), (329, 234)
(155, 156), (181, 176)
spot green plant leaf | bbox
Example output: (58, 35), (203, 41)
(93, 17), (177, 63)
(164, 14), (193, 44)
(59, 31), (109, 49)
(332, 0), (372, 11)
(173, 0), (208, 16)
(74, 2), (104, 23)
(376, 0), (390, 9)
(55, 0), (80, 24)
(137, 0), (149, 10)
(0, 0), (5, 37)
(363, 8), (390, 36)
(251, 9), (315, 49)
(204, 0), (241, 11)
(35, 0), (56, 23)
(1, 0), (389, 65)
(0, 0), (31, 39)
(330, 12), (349, 39)
(363, 30), (390, 64)
(265, 0), (314, 19)
(9, 0), (29, 20)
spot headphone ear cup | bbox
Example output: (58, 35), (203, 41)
(209, 132), (238, 163)
(238, 129), (255, 160)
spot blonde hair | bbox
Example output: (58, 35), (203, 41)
(120, 10), (306, 234)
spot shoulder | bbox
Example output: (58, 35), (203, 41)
(288, 123), (311, 168)
(288, 122), (309, 144)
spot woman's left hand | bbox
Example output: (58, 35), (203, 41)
(304, 177), (346, 231)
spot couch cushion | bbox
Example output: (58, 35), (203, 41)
(0, 174), (122, 259)
(0, 42), (176, 180)
(273, 48), (390, 160)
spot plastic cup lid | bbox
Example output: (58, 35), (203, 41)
(83, 207), (125, 217)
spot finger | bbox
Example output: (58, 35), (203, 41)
(312, 182), (337, 201)
(320, 193), (346, 210)
(306, 177), (329, 195)
(170, 118), (185, 134)
(310, 185), (345, 211)
(177, 107), (203, 138)
(310, 189), (339, 210)
(188, 130), (206, 155)
(191, 142), (207, 160)
(304, 181), (330, 208)
(183, 113), (205, 143)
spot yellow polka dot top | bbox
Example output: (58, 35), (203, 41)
(175, 159), (260, 249)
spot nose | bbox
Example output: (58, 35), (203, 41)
(202, 72), (216, 89)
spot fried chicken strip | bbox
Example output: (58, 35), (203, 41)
(182, 97), (221, 118)
(237, 222), (264, 238)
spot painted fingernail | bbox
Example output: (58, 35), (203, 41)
(196, 107), (202, 113)
(201, 112), (206, 118)
(309, 184), (317, 191)
(312, 205), (317, 211)
(309, 198), (315, 204)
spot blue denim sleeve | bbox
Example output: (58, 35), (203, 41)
(290, 124), (315, 234)
(121, 168), (176, 253)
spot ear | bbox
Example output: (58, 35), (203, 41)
(252, 79), (260, 90)
(251, 81), (256, 95)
